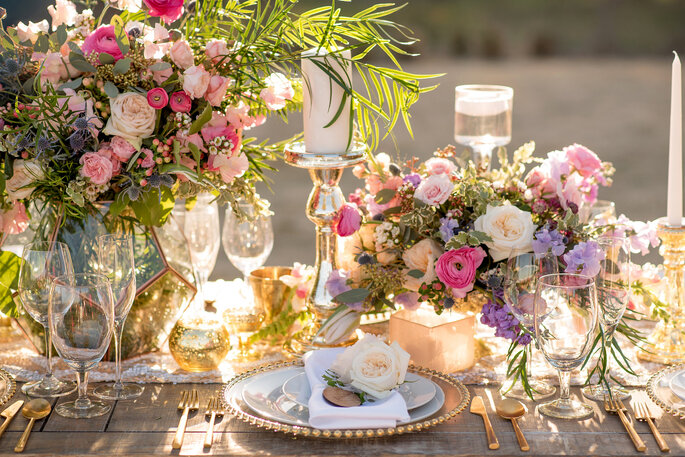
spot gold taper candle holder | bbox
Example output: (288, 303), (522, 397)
(283, 141), (367, 355)
(638, 217), (685, 364)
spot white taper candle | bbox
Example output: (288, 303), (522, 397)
(667, 51), (682, 226)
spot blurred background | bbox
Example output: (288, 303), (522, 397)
(4, 0), (685, 276)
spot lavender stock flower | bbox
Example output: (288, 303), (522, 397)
(403, 173), (421, 188)
(532, 227), (566, 259)
(563, 240), (605, 277)
(480, 289), (532, 345)
(439, 217), (460, 243)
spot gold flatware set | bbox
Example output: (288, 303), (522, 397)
(172, 390), (224, 450)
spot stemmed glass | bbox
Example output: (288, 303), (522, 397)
(17, 241), (76, 397)
(454, 84), (513, 170)
(93, 234), (143, 401)
(49, 273), (114, 418)
(500, 252), (557, 400)
(534, 273), (599, 420)
(581, 236), (631, 401)
(182, 194), (221, 302)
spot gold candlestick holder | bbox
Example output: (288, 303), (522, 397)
(638, 217), (685, 364)
(283, 141), (367, 355)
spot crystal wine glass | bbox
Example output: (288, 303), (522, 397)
(18, 241), (76, 397)
(581, 235), (631, 401)
(222, 200), (274, 283)
(183, 194), (221, 302)
(534, 273), (599, 420)
(454, 84), (513, 170)
(93, 234), (143, 401)
(49, 273), (114, 418)
(500, 252), (557, 400)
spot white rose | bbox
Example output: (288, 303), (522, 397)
(103, 93), (156, 149)
(6, 160), (44, 200)
(474, 202), (537, 262)
(329, 334), (410, 399)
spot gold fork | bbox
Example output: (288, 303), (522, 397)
(604, 396), (646, 452)
(172, 389), (199, 450)
(634, 401), (669, 452)
(204, 397), (224, 448)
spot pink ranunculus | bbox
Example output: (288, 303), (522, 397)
(110, 136), (137, 162)
(143, 0), (185, 23)
(152, 65), (172, 84)
(414, 173), (453, 207)
(182, 65), (211, 99)
(564, 144), (602, 179)
(79, 152), (113, 185)
(169, 91), (192, 112)
(335, 203), (362, 237)
(1, 201), (30, 235)
(82, 25), (127, 62)
(206, 39), (230, 64)
(147, 87), (169, 109)
(435, 246), (486, 298)
(140, 148), (155, 168)
(205, 75), (230, 106)
(259, 72), (294, 110)
(209, 152), (248, 183)
(425, 157), (456, 176)
(170, 40), (194, 69)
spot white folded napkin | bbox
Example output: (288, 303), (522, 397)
(669, 370), (685, 401)
(303, 348), (410, 430)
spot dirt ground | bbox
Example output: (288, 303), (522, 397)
(211, 57), (675, 279)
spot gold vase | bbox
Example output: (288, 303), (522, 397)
(169, 310), (231, 372)
(248, 266), (293, 323)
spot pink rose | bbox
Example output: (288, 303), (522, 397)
(79, 152), (113, 185)
(414, 173), (453, 206)
(564, 144), (602, 179)
(435, 247), (486, 298)
(143, 0), (184, 23)
(82, 25), (127, 62)
(206, 39), (230, 64)
(209, 152), (248, 183)
(169, 91), (192, 112)
(110, 136), (136, 162)
(425, 157), (456, 176)
(0, 201), (29, 235)
(140, 148), (155, 168)
(205, 75), (230, 106)
(147, 87), (169, 109)
(259, 72), (294, 110)
(170, 40), (194, 69)
(525, 166), (556, 198)
(335, 203), (362, 237)
(182, 65), (210, 99)
(96, 143), (122, 176)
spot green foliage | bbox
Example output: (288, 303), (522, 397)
(130, 187), (175, 227)
(0, 251), (21, 318)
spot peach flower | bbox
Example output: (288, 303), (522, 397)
(402, 239), (443, 291)
(205, 75), (231, 106)
(182, 65), (211, 99)
(170, 40), (194, 69)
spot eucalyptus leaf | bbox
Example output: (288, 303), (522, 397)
(67, 41), (83, 55)
(334, 288), (370, 304)
(149, 61), (171, 71)
(407, 269), (424, 279)
(113, 58), (131, 75)
(374, 188), (396, 204)
(59, 77), (83, 91)
(99, 52), (115, 65)
(103, 81), (120, 99)
(34, 34), (49, 53)
(56, 24), (67, 45)
(69, 52), (97, 73)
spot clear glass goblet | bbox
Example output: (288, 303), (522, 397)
(183, 194), (221, 302)
(534, 273), (599, 420)
(18, 241), (76, 397)
(500, 252), (557, 400)
(49, 273), (114, 418)
(454, 84), (513, 170)
(581, 235), (631, 401)
(93, 234), (143, 401)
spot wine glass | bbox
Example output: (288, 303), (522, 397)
(93, 234), (143, 401)
(183, 194), (221, 302)
(579, 199), (616, 225)
(581, 236), (631, 401)
(222, 302), (265, 361)
(500, 252), (557, 400)
(222, 200), (274, 283)
(534, 273), (599, 420)
(454, 84), (513, 170)
(49, 273), (114, 418)
(17, 241), (76, 397)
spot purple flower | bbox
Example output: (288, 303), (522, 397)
(395, 292), (420, 310)
(532, 228), (567, 259)
(480, 290), (531, 345)
(563, 240), (605, 277)
(403, 173), (421, 188)
(439, 217), (460, 243)
(326, 270), (364, 311)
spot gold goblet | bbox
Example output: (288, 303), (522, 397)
(248, 266), (293, 324)
(223, 306), (265, 362)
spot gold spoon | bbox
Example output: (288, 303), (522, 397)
(14, 399), (51, 453)
(496, 398), (529, 452)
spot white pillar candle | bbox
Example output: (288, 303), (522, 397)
(301, 48), (352, 153)
(668, 52), (682, 226)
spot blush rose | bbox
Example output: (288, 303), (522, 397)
(79, 152), (113, 185)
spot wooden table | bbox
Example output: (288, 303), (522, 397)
(0, 383), (683, 457)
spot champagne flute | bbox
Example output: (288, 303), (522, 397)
(534, 273), (599, 420)
(500, 252), (557, 400)
(18, 241), (76, 397)
(454, 84), (513, 170)
(49, 273), (114, 418)
(581, 236), (631, 401)
(93, 234), (143, 401)
(183, 194), (221, 302)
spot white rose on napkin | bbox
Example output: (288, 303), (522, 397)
(329, 335), (410, 399)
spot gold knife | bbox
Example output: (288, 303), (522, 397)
(0, 401), (24, 441)
(470, 396), (499, 450)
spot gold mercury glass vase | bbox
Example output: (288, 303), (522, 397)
(169, 308), (231, 372)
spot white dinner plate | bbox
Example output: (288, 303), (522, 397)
(668, 369), (685, 401)
(282, 371), (436, 410)
(240, 367), (445, 427)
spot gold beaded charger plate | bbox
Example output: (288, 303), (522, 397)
(646, 363), (685, 419)
(220, 360), (470, 439)
(0, 368), (16, 407)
